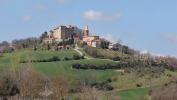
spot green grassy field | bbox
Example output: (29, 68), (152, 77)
(0, 49), (119, 82)
(0, 49), (176, 100)
(32, 59), (119, 81)
(117, 88), (149, 100)
(103, 87), (149, 100)
(0, 49), (78, 67)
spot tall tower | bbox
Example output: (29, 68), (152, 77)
(83, 25), (89, 37)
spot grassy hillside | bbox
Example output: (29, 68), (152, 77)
(32, 59), (119, 81)
(0, 49), (119, 81)
(0, 48), (177, 100)
(0, 49), (77, 66)
(117, 88), (149, 100)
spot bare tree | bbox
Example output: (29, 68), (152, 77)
(151, 83), (177, 100)
(0, 68), (19, 100)
(50, 75), (69, 100)
(79, 86), (101, 100)
(17, 66), (45, 99)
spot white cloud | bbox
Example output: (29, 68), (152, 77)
(83, 10), (122, 21)
(35, 4), (48, 11)
(22, 15), (31, 22)
(141, 50), (149, 54)
(83, 10), (102, 20)
(101, 33), (116, 43)
(163, 33), (177, 44)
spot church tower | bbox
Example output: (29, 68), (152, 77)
(83, 25), (89, 37)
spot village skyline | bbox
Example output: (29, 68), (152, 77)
(0, 0), (177, 57)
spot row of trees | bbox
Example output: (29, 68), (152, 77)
(0, 37), (76, 52)
(20, 55), (84, 63)
(0, 38), (41, 53)
(0, 41), (9, 47)
(0, 41), (14, 53)
(83, 46), (122, 60)
(160, 56), (177, 71)
(72, 63), (126, 70)
(83, 45), (140, 62)
(111, 42), (139, 55)
(12, 37), (40, 50)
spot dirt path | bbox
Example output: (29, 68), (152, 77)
(74, 44), (92, 59)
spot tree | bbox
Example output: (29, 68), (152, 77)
(47, 44), (51, 50)
(0, 68), (19, 100)
(0, 41), (9, 47)
(112, 43), (121, 51)
(51, 76), (69, 100)
(12, 37), (40, 49)
(116, 40), (123, 58)
(79, 87), (101, 100)
(73, 54), (81, 60)
(100, 41), (109, 49)
(33, 45), (37, 51)
(2, 47), (14, 53)
(40, 32), (48, 40)
(151, 82), (177, 100)
(122, 45), (129, 54)
(17, 66), (45, 99)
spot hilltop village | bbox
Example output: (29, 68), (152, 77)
(0, 24), (177, 100)
(42, 25), (112, 49)
(0, 24), (139, 57)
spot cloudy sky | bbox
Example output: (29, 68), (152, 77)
(0, 0), (177, 57)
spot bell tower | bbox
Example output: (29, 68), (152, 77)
(83, 25), (89, 37)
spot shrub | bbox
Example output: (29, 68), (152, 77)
(167, 74), (172, 77)
(20, 56), (61, 63)
(151, 83), (177, 100)
(50, 56), (60, 61)
(2, 47), (14, 53)
(106, 78), (112, 83)
(0, 53), (3, 57)
(91, 81), (114, 91)
(64, 57), (70, 61)
(112, 56), (121, 61)
(0, 69), (20, 99)
(73, 55), (81, 60)
(72, 64), (81, 69)
(136, 83), (142, 87)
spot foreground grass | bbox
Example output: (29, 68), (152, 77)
(117, 88), (149, 100)
(103, 87), (149, 100)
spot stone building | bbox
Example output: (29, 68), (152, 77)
(83, 25), (89, 37)
(43, 25), (83, 43)
(42, 25), (112, 48)
(82, 26), (102, 47)
(83, 36), (100, 47)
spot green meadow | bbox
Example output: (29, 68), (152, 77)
(0, 49), (176, 100)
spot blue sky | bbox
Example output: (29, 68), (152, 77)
(0, 0), (177, 57)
